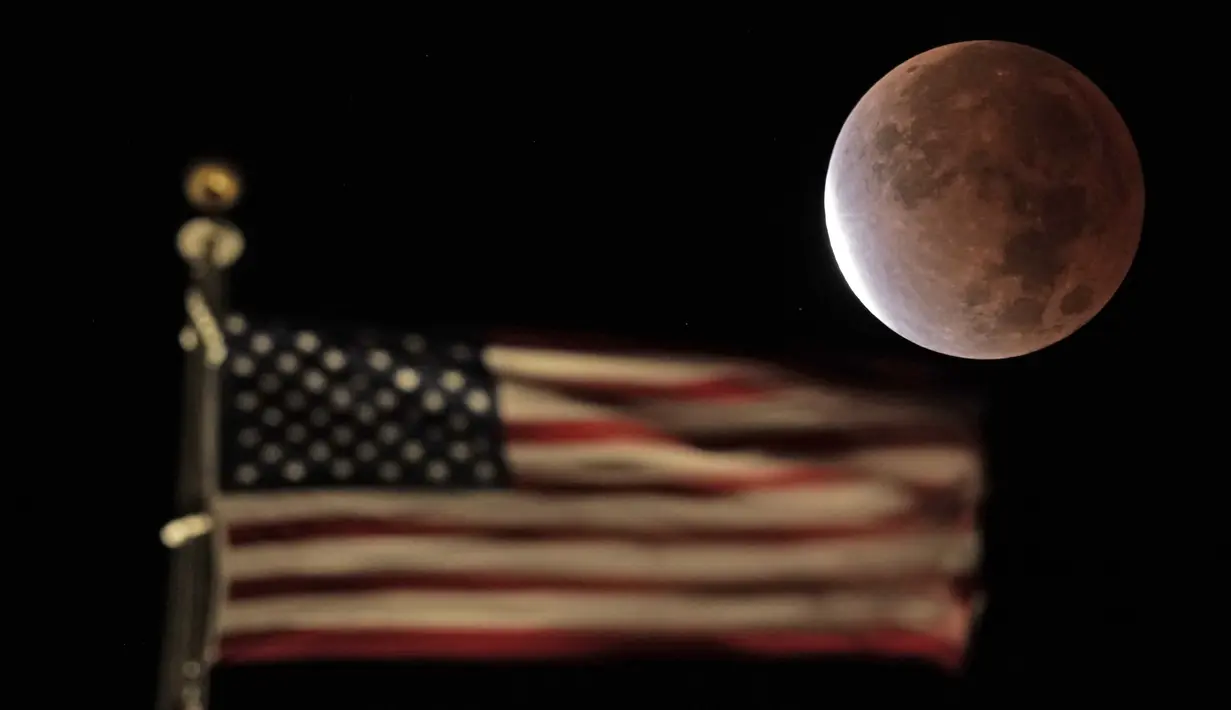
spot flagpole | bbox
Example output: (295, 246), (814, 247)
(157, 162), (244, 710)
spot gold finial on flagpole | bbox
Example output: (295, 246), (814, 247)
(178, 160), (246, 269)
(184, 161), (243, 213)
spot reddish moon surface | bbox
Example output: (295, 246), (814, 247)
(824, 41), (1144, 359)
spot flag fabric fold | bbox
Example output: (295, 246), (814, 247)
(212, 315), (982, 669)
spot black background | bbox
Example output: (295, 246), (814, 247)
(105, 14), (1209, 708)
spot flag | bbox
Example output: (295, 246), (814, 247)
(211, 314), (982, 669)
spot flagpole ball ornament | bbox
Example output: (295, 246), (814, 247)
(824, 40), (1144, 360)
(184, 161), (243, 213)
(177, 217), (245, 269)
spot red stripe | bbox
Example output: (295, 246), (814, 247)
(219, 628), (963, 668)
(688, 427), (978, 453)
(512, 470), (860, 495)
(536, 378), (773, 402)
(504, 420), (672, 444)
(503, 421), (977, 458)
(228, 570), (957, 600)
(226, 516), (960, 547)
(511, 474), (974, 501)
(514, 479), (831, 496)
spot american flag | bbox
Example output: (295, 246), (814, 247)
(212, 314), (982, 668)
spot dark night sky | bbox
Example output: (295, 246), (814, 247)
(108, 16), (1210, 708)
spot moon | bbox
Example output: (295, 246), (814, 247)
(824, 41), (1144, 359)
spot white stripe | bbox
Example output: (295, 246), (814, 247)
(841, 448), (982, 488)
(637, 389), (967, 434)
(220, 589), (951, 635)
(217, 485), (913, 531)
(496, 376), (961, 434)
(224, 532), (978, 583)
(509, 442), (797, 480)
(498, 381), (625, 421)
(508, 442), (978, 488)
(485, 345), (751, 386)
